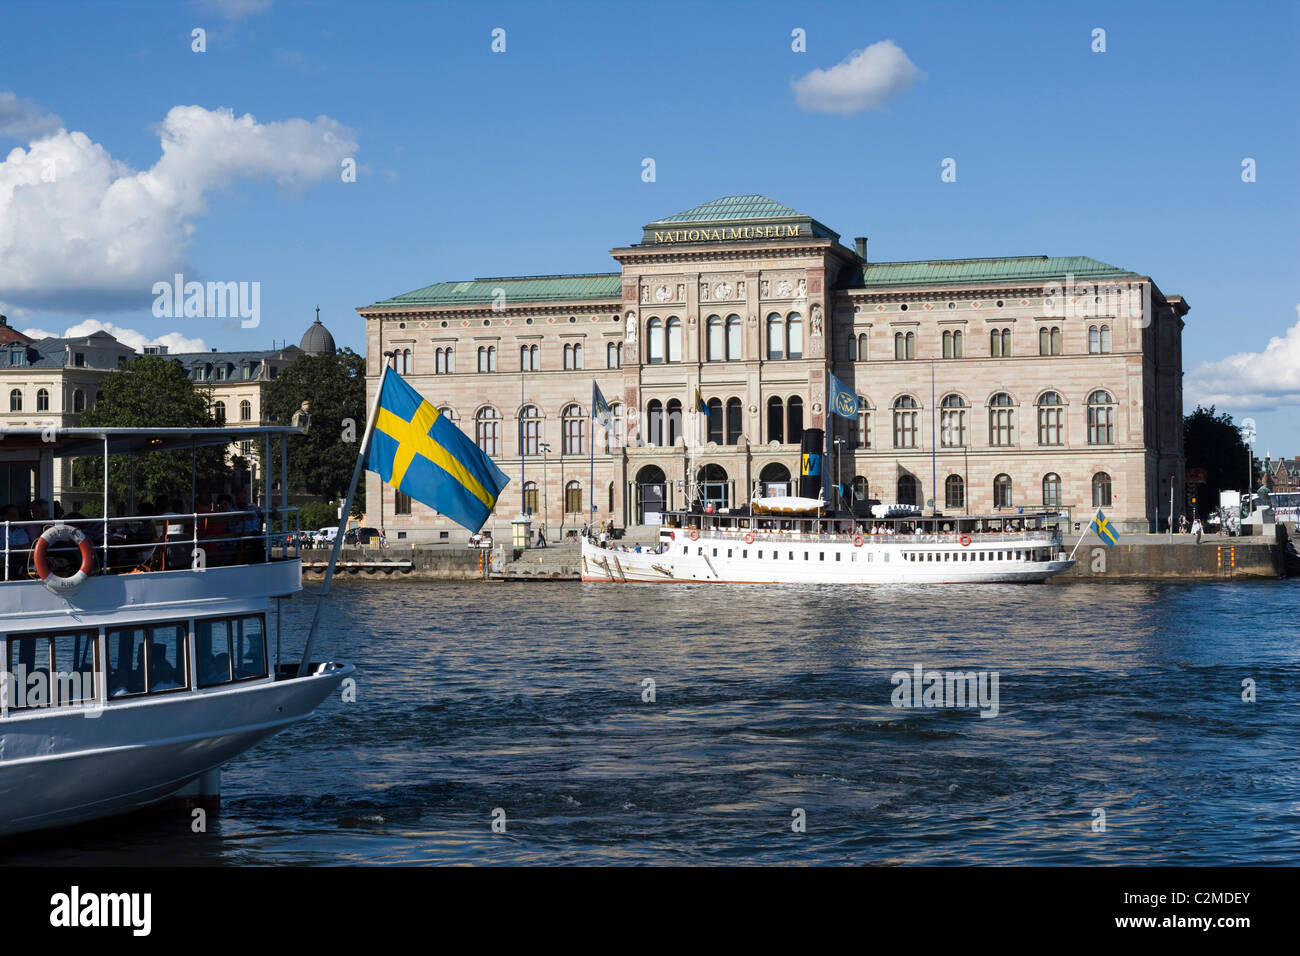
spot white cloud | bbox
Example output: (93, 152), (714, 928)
(0, 103), (356, 313)
(1185, 305), (1300, 410)
(792, 40), (924, 115)
(20, 318), (209, 354)
(0, 91), (63, 139)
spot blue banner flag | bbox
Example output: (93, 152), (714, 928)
(592, 381), (612, 429)
(1090, 509), (1120, 546)
(367, 369), (510, 533)
(695, 386), (709, 418)
(829, 372), (859, 419)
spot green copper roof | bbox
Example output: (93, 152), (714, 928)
(844, 256), (1140, 289)
(366, 273), (622, 308)
(654, 194), (806, 224)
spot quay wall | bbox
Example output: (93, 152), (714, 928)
(298, 540), (1288, 582)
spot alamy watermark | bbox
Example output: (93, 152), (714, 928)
(891, 663), (1000, 718)
(151, 273), (260, 328)
(1042, 273), (1152, 328)
(1, 666), (103, 717)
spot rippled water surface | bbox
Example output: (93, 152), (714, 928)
(9, 579), (1300, 865)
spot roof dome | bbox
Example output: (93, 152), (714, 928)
(300, 309), (336, 355)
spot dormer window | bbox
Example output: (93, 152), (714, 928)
(74, 352), (86, 367)
(9, 349), (21, 366)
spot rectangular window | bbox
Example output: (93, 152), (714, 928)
(394, 491), (412, 515)
(5, 629), (98, 709)
(107, 622), (189, 697)
(195, 614), (267, 688)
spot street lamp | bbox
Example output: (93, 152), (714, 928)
(1241, 418), (1257, 491)
(833, 437), (845, 512)
(539, 442), (551, 538)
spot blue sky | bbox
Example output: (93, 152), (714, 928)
(1, 0), (1297, 450)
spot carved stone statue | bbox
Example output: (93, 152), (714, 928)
(625, 312), (637, 343)
(760, 279), (769, 297)
(811, 304), (823, 336)
(700, 282), (710, 301)
(641, 285), (649, 303)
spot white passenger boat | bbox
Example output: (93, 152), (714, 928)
(0, 427), (352, 836)
(582, 497), (1074, 584)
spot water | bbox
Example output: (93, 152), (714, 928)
(8, 579), (1299, 864)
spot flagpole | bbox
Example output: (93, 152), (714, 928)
(589, 402), (595, 529)
(297, 363), (389, 677)
(1067, 519), (1091, 562)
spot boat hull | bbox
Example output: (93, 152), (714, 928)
(581, 536), (1073, 584)
(0, 664), (351, 836)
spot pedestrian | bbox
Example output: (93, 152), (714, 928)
(599, 528), (608, 549)
(536, 527), (547, 548)
(1191, 516), (1202, 544)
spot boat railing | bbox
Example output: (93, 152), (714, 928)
(666, 527), (1060, 546)
(1, 508), (304, 581)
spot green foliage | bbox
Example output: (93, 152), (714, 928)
(298, 499), (341, 530)
(264, 348), (366, 511)
(74, 356), (230, 513)
(1184, 405), (1252, 514)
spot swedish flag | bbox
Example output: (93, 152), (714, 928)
(367, 369), (510, 533)
(1090, 509), (1120, 546)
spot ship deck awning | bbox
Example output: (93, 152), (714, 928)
(0, 426), (305, 458)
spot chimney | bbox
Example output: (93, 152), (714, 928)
(854, 237), (868, 262)
(0, 314), (7, 326)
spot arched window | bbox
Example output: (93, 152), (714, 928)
(573, 342), (583, 368)
(787, 396), (804, 444)
(988, 393), (1014, 446)
(666, 399), (682, 446)
(767, 313), (784, 360)
(767, 396), (784, 443)
(646, 400), (663, 447)
(520, 345), (534, 371)
(401, 348), (412, 374)
(36, 388), (49, 412)
(1089, 325), (1100, 354)
(787, 312), (803, 359)
(893, 395), (919, 448)
(855, 398), (871, 448)
(446, 347), (455, 373)
(73, 389), (85, 413)
(1036, 391), (1064, 446)
(1087, 390), (1115, 444)
(897, 474), (918, 506)
(940, 394), (967, 447)
(666, 317), (682, 363)
(240, 399), (252, 422)
(990, 328), (1011, 357)
(213, 400), (226, 424)
(707, 315), (723, 361)
(994, 473), (1013, 508)
(726, 315), (742, 360)
(1100, 324), (1111, 353)
(894, 331), (915, 360)
(522, 481), (538, 516)
(857, 333), (868, 361)
(564, 480), (583, 514)
(478, 346), (487, 372)
(943, 329), (964, 358)
(1039, 326), (1062, 356)
(1092, 472), (1113, 506)
(438, 406), (457, 425)
(607, 341), (620, 368)
(520, 405), (541, 456)
(604, 403), (624, 453)
(945, 474), (965, 510)
(1042, 473), (1062, 507)
(725, 397), (743, 445)
(437, 348), (447, 374)
(706, 398), (723, 444)
(562, 404), (585, 455)
(647, 318), (664, 364)
(476, 407), (501, 456)
(8, 388), (21, 412)
(852, 475), (868, 503)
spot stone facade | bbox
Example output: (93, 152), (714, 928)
(358, 195), (1187, 541)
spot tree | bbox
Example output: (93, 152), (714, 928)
(74, 355), (230, 514)
(263, 348), (366, 513)
(1184, 405), (1252, 514)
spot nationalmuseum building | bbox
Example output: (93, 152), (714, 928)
(358, 195), (1186, 541)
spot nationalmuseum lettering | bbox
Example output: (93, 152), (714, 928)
(652, 224), (801, 243)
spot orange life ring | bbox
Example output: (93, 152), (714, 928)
(743, 533), (755, 544)
(959, 534), (972, 547)
(33, 524), (95, 595)
(853, 535), (864, 547)
(688, 529), (699, 541)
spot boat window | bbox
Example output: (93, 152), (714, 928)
(195, 614), (267, 687)
(4, 629), (98, 709)
(789, 552), (794, 560)
(727, 549), (733, 558)
(742, 550), (748, 559)
(107, 622), (189, 697)
(819, 552), (824, 561)
(835, 552), (841, 561)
